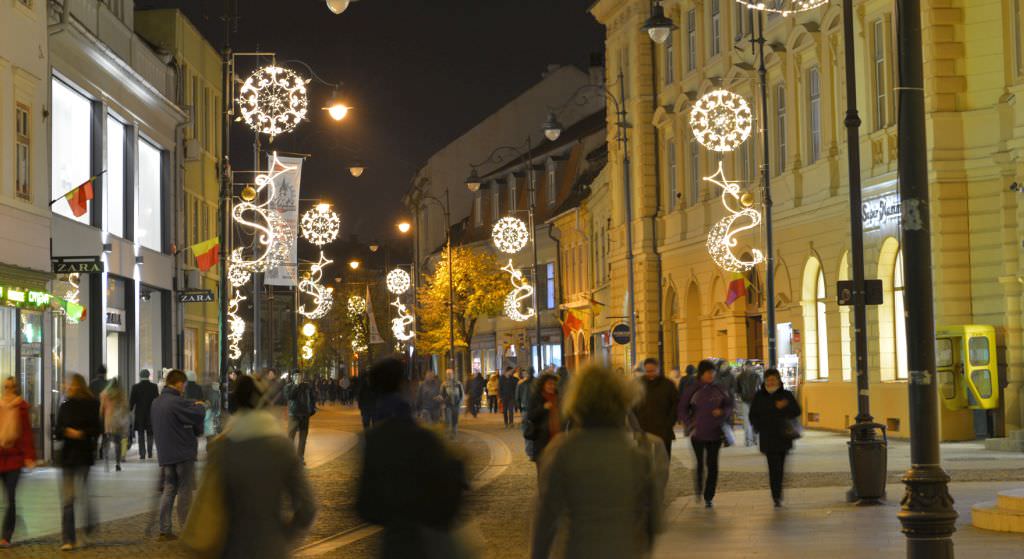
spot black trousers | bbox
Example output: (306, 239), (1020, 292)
(692, 439), (723, 503)
(136, 427), (154, 459)
(766, 451), (788, 502)
(488, 395), (498, 413)
(289, 415), (310, 461)
(2, 469), (20, 541)
(501, 400), (515, 426)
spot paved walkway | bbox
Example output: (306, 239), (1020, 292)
(654, 481), (1024, 558)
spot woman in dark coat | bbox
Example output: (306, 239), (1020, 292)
(526, 373), (561, 467)
(749, 368), (802, 507)
(55, 373), (102, 550)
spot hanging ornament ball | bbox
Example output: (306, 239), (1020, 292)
(237, 65), (309, 140)
(300, 203), (341, 246)
(740, 192), (755, 207)
(491, 216), (530, 254)
(347, 295), (367, 315)
(386, 268), (411, 295)
(240, 185), (258, 202)
(689, 89), (753, 152)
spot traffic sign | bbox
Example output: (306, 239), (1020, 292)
(611, 323), (632, 345)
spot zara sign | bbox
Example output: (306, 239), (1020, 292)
(862, 192), (901, 232)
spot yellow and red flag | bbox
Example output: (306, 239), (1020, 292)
(725, 272), (749, 306)
(64, 178), (95, 217)
(561, 310), (584, 337)
(191, 237), (220, 272)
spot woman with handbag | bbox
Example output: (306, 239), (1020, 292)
(749, 368), (802, 507)
(525, 373), (561, 470)
(678, 359), (733, 509)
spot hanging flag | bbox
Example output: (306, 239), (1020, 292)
(725, 272), (749, 306)
(561, 310), (583, 337)
(366, 285), (384, 344)
(191, 237), (220, 272)
(265, 155), (303, 286)
(64, 178), (95, 217)
(57, 298), (86, 322)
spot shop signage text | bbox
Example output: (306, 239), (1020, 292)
(611, 323), (632, 345)
(862, 193), (901, 231)
(52, 257), (104, 274)
(178, 290), (215, 303)
(0, 286), (52, 310)
(106, 309), (126, 332)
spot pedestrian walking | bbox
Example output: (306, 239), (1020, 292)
(486, 371), (499, 413)
(516, 368), (535, 419)
(736, 365), (763, 447)
(129, 370), (159, 460)
(679, 360), (734, 508)
(185, 375), (316, 559)
(339, 375), (352, 405)
(525, 372), (561, 467)
(677, 364), (697, 396)
(151, 369), (207, 541)
(284, 372), (316, 464)
(440, 371), (464, 439)
(555, 366), (571, 396)
(531, 366), (662, 559)
(0, 377), (36, 548)
(749, 368), (802, 507)
(416, 372), (442, 424)
(355, 373), (376, 429)
(713, 363), (738, 447)
(183, 371), (204, 401)
(100, 380), (129, 472)
(499, 367), (518, 428)
(466, 372), (485, 417)
(54, 373), (101, 551)
(356, 358), (469, 557)
(634, 357), (680, 458)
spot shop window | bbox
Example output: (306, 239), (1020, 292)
(51, 78), (93, 224)
(802, 257), (829, 380)
(666, 139), (678, 210)
(106, 116), (126, 237)
(687, 9), (697, 71)
(139, 287), (164, 378)
(184, 328), (198, 375)
(205, 331), (218, 380)
(16, 104), (30, 201)
(137, 139), (163, 252)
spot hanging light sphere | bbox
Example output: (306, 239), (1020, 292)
(347, 295), (366, 315)
(302, 322), (317, 337)
(325, 0), (350, 14)
(740, 192), (755, 207)
(300, 203), (341, 246)
(237, 66), (309, 140)
(240, 185), (257, 202)
(491, 216), (530, 254)
(386, 268), (411, 295)
(733, 0), (828, 17)
(689, 89), (753, 152)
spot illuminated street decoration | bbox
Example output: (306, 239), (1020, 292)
(227, 289), (247, 361)
(390, 298), (415, 341)
(232, 153), (294, 273)
(351, 338), (367, 353)
(705, 161), (764, 272)
(347, 295), (366, 315)
(227, 249), (252, 287)
(301, 343), (314, 361)
(491, 216), (530, 254)
(500, 259), (535, 322)
(733, 0), (827, 17)
(300, 203), (340, 246)
(386, 268), (411, 295)
(689, 89), (753, 153)
(300, 322), (316, 361)
(64, 273), (80, 304)
(237, 65), (309, 140)
(298, 252), (334, 319)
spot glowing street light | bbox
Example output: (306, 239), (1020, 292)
(302, 322), (317, 337)
(349, 164), (366, 177)
(325, 102), (350, 121)
(397, 221), (411, 234)
(643, 1), (676, 44)
(348, 260), (360, 270)
(325, 0), (350, 14)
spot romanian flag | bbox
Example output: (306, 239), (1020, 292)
(192, 237), (220, 272)
(725, 272), (749, 306)
(561, 310), (583, 337)
(64, 178), (95, 217)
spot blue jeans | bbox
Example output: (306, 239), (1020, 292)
(446, 406), (460, 438)
(60, 466), (94, 544)
(159, 461), (195, 535)
(737, 401), (758, 447)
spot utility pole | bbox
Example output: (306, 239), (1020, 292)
(217, 0), (234, 412)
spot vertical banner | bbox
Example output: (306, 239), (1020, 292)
(366, 285), (384, 344)
(265, 155), (303, 285)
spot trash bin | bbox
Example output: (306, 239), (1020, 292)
(848, 422), (888, 502)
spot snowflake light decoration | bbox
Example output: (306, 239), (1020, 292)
(347, 295), (367, 316)
(689, 89), (754, 152)
(300, 203), (340, 246)
(500, 259), (536, 322)
(386, 268), (411, 295)
(227, 289), (247, 361)
(733, 0), (828, 17)
(237, 66), (309, 140)
(391, 298), (416, 341)
(704, 161), (764, 273)
(232, 153), (294, 273)
(492, 217), (530, 254)
(228, 249), (252, 287)
(298, 252), (334, 319)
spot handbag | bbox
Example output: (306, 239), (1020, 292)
(182, 441), (228, 558)
(782, 417), (803, 441)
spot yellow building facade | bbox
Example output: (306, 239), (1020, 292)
(590, 0), (1024, 442)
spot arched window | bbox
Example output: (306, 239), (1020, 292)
(802, 257), (829, 380)
(815, 270), (829, 378)
(894, 250), (908, 379)
(838, 252), (853, 381)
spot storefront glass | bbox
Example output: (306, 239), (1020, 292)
(18, 310), (44, 451)
(0, 307), (13, 379)
(139, 286), (164, 382)
(106, 276), (129, 383)
(53, 274), (90, 378)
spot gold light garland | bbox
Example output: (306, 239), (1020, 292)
(237, 65), (309, 140)
(690, 89), (754, 153)
(733, 0), (828, 17)
(705, 161), (764, 272)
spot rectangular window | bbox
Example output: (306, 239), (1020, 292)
(667, 139), (678, 210)
(664, 31), (675, 84)
(710, 0), (721, 57)
(474, 192), (482, 226)
(872, 19), (887, 130)
(191, 195), (199, 247)
(1016, 0), (1024, 77)
(184, 328), (198, 375)
(15, 104), (30, 201)
(807, 66), (821, 164)
(547, 167), (557, 206)
(137, 139), (163, 251)
(106, 116), (126, 237)
(508, 177), (517, 212)
(51, 79), (93, 224)
(191, 75), (199, 140)
(492, 185), (500, 220)
(776, 82), (787, 174)
(546, 262), (556, 309)
(620, 48), (630, 100)
(688, 140), (700, 204)
(203, 87), (211, 149)
(202, 202), (210, 241)
(734, 3), (746, 41)
(204, 331), (218, 379)
(687, 10), (697, 71)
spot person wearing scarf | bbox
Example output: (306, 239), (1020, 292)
(749, 368), (802, 507)
(0, 377), (36, 547)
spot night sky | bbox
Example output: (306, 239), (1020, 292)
(136, 0), (604, 267)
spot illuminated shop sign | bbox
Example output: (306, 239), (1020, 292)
(862, 192), (901, 231)
(0, 285), (85, 321)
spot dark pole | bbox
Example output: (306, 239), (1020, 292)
(754, 13), (776, 368)
(446, 187), (456, 379)
(527, 138), (543, 372)
(895, 0), (957, 555)
(292, 286), (299, 373)
(618, 69), (637, 368)
(218, 0), (233, 412)
(252, 137), (262, 370)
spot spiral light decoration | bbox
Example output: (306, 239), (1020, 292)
(492, 216), (530, 254)
(390, 298), (416, 341)
(298, 252), (334, 319)
(227, 249), (252, 287)
(237, 65), (309, 140)
(347, 295), (367, 315)
(500, 259), (536, 322)
(704, 161), (764, 272)
(231, 153), (293, 273)
(689, 89), (754, 153)
(227, 289), (247, 361)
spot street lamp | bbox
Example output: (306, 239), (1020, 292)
(397, 221), (411, 234)
(325, 0), (350, 14)
(541, 113), (564, 142)
(642, 1), (676, 45)
(348, 163), (366, 177)
(369, 242), (380, 253)
(348, 260), (360, 270)
(325, 101), (350, 121)
(302, 322), (317, 337)
(464, 168), (482, 192)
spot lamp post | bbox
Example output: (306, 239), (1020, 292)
(543, 72), (635, 367)
(414, 190), (455, 376)
(466, 139), (545, 372)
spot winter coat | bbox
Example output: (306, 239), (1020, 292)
(736, 369), (762, 404)
(151, 386), (206, 466)
(526, 389), (559, 462)
(678, 382), (734, 443)
(486, 373), (499, 396)
(417, 379), (442, 412)
(516, 378), (534, 411)
(129, 380), (159, 430)
(713, 367), (737, 395)
(184, 380), (205, 402)
(219, 410), (316, 559)
(356, 377), (376, 412)
(0, 398), (36, 473)
(531, 427), (661, 559)
(356, 395), (468, 558)
(634, 376), (680, 446)
(440, 381), (464, 410)
(55, 396), (101, 468)
(466, 375), (486, 399)
(498, 374), (518, 403)
(285, 382), (314, 418)
(749, 387), (802, 454)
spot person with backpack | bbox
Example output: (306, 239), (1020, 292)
(284, 372), (316, 465)
(736, 365), (763, 447)
(749, 368), (802, 507)
(439, 370), (464, 440)
(679, 359), (734, 509)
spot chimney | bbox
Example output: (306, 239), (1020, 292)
(588, 52), (605, 85)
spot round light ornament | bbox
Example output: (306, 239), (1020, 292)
(491, 216), (530, 254)
(240, 185), (257, 202)
(228, 250), (252, 287)
(300, 204), (340, 246)
(347, 295), (366, 315)
(733, 0), (828, 17)
(237, 65), (309, 140)
(689, 89), (754, 152)
(386, 268), (411, 295)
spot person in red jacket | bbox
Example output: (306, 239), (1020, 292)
(0, 376), (36, 547)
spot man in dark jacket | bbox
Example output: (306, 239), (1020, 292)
(284, 372), (315, 464)
(498, 367), (518, 428)
(151, 369), (207, 540)
(129, 369), (159, 460)
(416, 372), (442, 424)
(183, 371), (204, 401)
(635, 357), (680, 457)
(355, 373), (376, 429)
(356, 358), (467, 556)
(465, 372), (485, 417)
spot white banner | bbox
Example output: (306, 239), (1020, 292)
(265, 155), (303, 285)
(367, 285), (384, 344)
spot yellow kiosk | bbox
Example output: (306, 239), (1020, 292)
(936, 325), (1000, 438)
